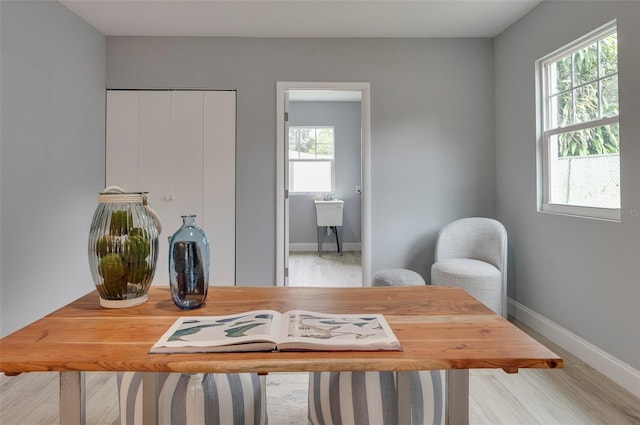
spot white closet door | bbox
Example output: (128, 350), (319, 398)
(106, 91), (139, 189)
(203, 91), (236, 286)
(138, 91), (171, 196)
(137, 91), (172, 284)
(168, 90), (204, 226)
(106, 90), (236, 287)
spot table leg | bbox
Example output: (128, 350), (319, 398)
(143, 372), (158, 425)
(446, 369), (469, 425)
(60, 371), (85, 425)
(397, 371), (412, 425)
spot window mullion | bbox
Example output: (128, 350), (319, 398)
(545, 115), (618, 137)
(571, 56), (576, 125)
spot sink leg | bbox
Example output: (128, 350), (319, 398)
(317, 226), (323, 257)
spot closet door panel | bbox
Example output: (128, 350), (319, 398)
(106, 91), (139, 189)
(106, 90), (236, 287)
(138, 91), (173, 284)
(138, 91), (172, 200)
(203, 91), (236, 286)
(169, 91), (204, 227)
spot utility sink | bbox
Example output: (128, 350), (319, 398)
(314, 200), (344, 226)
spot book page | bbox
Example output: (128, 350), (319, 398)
(149, 310), (281, 353)
(276, 310), (401, 351)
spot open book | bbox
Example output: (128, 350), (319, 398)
(150, 310), (401, 353)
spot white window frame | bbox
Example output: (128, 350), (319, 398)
(288, 126), (336, 194)
(537, 21), (620, 221)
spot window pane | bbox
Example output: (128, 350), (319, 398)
(288, 128), (299, 157)
(551, 55), (572, 94)
(290, 161), (332, 193)
(601, 75), (619, 117)
(550, 92), (573, 127)
(550, 125), (620, 209)
(574, 82), (599, 123)
(557, 123), (619, 157)
(299, 129), (313, 153)
(573, 42), (598, 86)
(599, 33), (618, 77)
(289, 128), (312, 154)
(316, 128), (334, 144)
(316, 143), (334, 158)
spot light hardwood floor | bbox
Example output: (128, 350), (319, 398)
(288, 251), (362, 287)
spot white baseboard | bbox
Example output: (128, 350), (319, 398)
(508, 298), (640, 398)
(289, 242), (362, 252)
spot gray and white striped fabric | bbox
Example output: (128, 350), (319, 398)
(308, 371), (445, 425)
(117, 372), (267, 425)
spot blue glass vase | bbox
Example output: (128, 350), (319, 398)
(169, 215), (210, 310)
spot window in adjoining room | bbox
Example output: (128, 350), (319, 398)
(288, 126), (335, 193)
(538, 21), (620, 220)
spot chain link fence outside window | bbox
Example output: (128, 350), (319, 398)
(551, 153), (619, 208)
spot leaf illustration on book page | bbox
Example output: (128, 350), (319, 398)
(319, 320), (351, 325)
(224, 322), (265, 338)
(168, 323), (225, 341)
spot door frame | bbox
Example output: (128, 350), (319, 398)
(276, 81), (371, 286)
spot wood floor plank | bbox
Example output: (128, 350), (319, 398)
(289, 251), (362, 287)
(86, 372), (120, 425)
(469, 396), (493, 425)
(470, 373), (540, 425)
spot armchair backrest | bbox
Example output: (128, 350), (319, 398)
(434, 217), (507, 272)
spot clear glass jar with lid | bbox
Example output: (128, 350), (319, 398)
(88, 187), (162, 308)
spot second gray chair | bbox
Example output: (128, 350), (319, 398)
(430, 217), (507, 317)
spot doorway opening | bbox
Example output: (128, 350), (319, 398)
(276, 82), (371, 287)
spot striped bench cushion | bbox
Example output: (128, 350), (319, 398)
(117, 372), (267, 425)
(308, 371), (445, 425)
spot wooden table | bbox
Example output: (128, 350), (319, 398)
(0, 286), (562, 425)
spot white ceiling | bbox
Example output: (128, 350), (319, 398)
(59, 0), (543, 38)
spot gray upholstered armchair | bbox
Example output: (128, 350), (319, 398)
(430, 217), (508, 318)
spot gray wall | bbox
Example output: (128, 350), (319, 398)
(3, 0), (637, 383)
(107, 37), (495, 282)
(0, 1), (106, 336)
(494, 1), (640, 369)
(288, 101), (362, 247)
